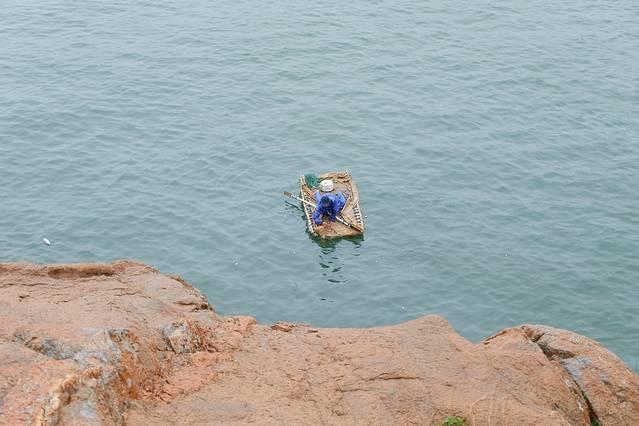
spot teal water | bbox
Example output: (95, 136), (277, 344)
(2, 1), (638, 369)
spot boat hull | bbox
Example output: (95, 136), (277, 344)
(299, 172), (365, 239)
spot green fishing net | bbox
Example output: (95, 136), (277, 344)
(304, 173), (319, 188)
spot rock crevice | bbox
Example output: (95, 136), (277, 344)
(521, 324), (639, 425)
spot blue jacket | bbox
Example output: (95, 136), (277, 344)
(312, 191), (346, 225)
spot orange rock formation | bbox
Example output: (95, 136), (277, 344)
(1, 261), (637, 425)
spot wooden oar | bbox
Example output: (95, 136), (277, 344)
(284, 191), (364, 232)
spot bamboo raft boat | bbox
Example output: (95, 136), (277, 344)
(299, 171), (365, 239)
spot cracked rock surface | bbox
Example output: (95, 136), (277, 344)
(1, 262), (637, 425)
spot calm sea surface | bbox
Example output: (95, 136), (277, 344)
(1, 1), (638, 369)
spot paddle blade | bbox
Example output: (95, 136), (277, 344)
(283, 191), (292, 197)
(346, 221), (364, 232)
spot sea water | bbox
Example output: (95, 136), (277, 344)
(1, 0), (638, 369)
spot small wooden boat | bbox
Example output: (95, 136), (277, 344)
(299, 171), (365, 239)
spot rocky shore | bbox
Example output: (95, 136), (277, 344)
(1, 261), (637, 425)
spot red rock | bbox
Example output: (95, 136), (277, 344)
(1, 261), (637, 425)
(271, 322), (294, 332)
(521, 324), (639, 425)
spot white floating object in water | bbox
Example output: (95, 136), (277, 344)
(42, 238), (51, 246)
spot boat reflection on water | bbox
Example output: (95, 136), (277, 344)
(310, 233), (364, 285)
(285, 196), (364, 291)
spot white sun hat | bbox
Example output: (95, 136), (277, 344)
(320, 179), (334, 192)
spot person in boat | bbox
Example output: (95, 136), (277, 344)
(312, 180), (346, 225)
